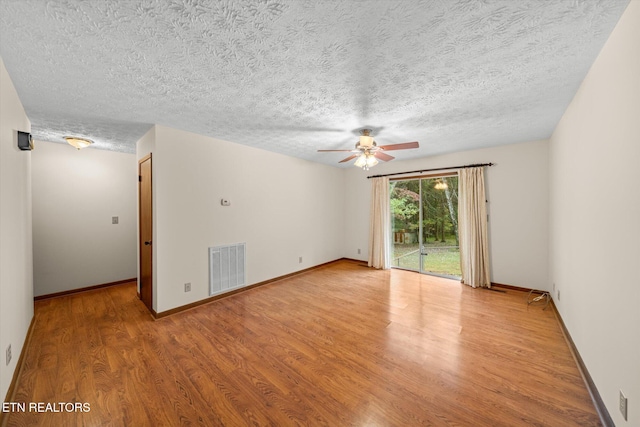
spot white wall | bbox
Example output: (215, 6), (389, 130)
(549, 1), (640, 425)
(344, 139), (549, 291)
(0, 57), (33, 400)
(139, 125), (345, 313)
(31, 141), (137, 296)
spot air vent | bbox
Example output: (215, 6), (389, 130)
(209, 243), (246, 296)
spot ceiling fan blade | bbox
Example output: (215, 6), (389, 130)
(339, 154), (358, 163)
(317, 149), (352, 152)
(374, 152), (395, 162)
(378, 141), (419, 151)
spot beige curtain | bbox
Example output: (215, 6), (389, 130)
(368, 177), (390, 269)
(458, 167), (491, 288)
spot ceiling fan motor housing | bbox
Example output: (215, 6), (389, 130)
(357, 130), (376, 149)
(356, 139), (376, 150)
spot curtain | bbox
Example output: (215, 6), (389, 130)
(368, 177), (390, 269)
(458, 167), (491, 288)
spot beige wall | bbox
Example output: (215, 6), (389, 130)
(0, 57), (33, 400)
(138, 125), (345, 313)
(344, 139), (550, 291)
(31, 141), (137, 296)
(549, 1), (640, 425)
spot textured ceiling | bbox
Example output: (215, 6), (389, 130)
(0, 0), (630, 165)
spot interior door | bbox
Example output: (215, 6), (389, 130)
(391, 175), (461, 278)
(138, 154), (153, 312)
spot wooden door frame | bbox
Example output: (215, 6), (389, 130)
(138, 153), (153, 313)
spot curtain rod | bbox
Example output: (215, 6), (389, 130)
(367, 162), (494, 179)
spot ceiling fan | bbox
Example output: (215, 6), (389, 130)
(318, 129), (419, 170)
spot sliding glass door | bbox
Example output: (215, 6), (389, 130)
(390, 175), (461, 278)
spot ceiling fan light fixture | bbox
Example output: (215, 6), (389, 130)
(64, 136), (94, 150)
(366, 154), (379, 168)
(354, 152), (378, 170)
(353, 153), (367, 168)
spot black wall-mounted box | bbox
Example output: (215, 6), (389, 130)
(17, 131), (33, 151)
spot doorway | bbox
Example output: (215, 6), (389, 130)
(138, 154), (153, 312)
(390, 174), (461, 278)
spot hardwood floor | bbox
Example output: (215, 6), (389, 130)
(4, 260), (600, 426)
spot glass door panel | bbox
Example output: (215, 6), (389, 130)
(390, 179), (420, 271)
(420, 176), (461, 277)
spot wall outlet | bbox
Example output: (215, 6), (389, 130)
(184, 282), (191, 292)
(299, 256), (303, 264)
(557, 289), (560, 301)
(357, 248), (361, 254)
(552, 282), (556, 292)
(620, 390), (628, 421)
(112, 216), (119, 224)
(6, 344), (11, 366)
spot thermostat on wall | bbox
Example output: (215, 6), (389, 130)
(17, 131), (33, 151)
(221, 199), (230, 206)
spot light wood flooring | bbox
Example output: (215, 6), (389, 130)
(4, 260), (600, 426)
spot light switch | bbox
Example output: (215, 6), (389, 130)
(112, 216), (119, 224)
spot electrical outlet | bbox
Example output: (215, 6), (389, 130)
(357, 248), (361, 254)
(557, 290), (560, 301)
(184, 282), (191, 292)
(112, 216), (119, 224)
(620, 390), (628, 421)
(6, 344), (11, 366)
(299, 256), (303, 264)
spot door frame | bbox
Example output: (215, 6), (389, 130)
(390, 173), (460, 279)
(138, 153), (153, 312)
